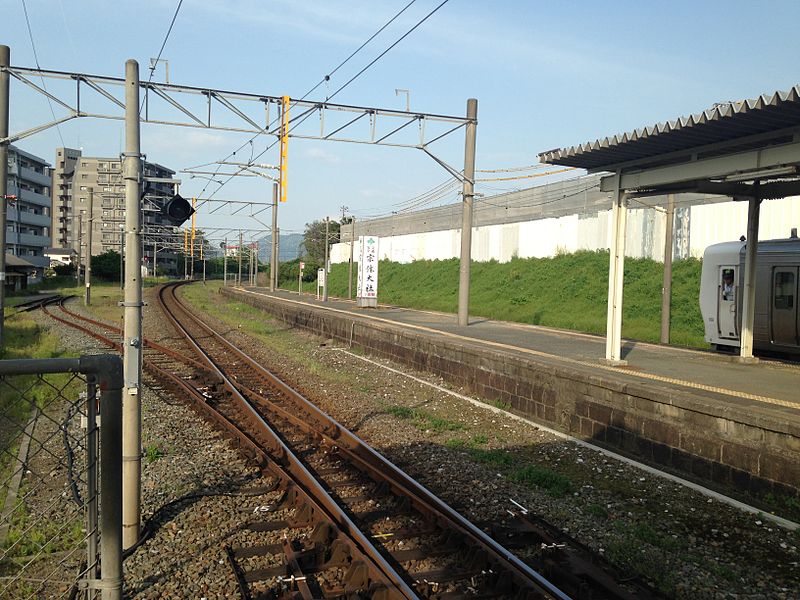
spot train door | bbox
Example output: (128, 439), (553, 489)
(772, 267), (799, 347)
(717, 266), (738, 339)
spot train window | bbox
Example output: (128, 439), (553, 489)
(774, 272), (795, 310)
(721, 269), (735, 301)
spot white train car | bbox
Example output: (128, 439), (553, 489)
(700, 231), (800, 354)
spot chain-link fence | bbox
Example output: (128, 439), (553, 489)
(0, 356), (122, 600)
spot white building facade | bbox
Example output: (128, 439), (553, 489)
(331, 176), (800, 265)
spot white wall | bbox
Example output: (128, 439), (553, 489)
(330, 196), (800, 264)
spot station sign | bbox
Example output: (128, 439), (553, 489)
(356, 236), (379, 307)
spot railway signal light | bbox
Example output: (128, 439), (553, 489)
(162, 193), (195, 225)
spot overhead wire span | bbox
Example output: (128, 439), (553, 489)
(323, 0), (451, 104)
(140, 0), (184, 114)
(476, 167), (576, 182)
(190, 0), (432, 205)
(21, 0), (65, 147)
(476, 163), (550, 173)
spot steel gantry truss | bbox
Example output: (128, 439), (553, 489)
(0, 50), (480, 553)
(1, 65), (473, 169)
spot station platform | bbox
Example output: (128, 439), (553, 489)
(239, 286), (799, 411)
(226, 286), (800, 496)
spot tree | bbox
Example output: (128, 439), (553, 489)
(302, 219), (340, 264)
(91, 250), (122, 281)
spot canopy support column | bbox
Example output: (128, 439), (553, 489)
(605, 174), (628, 364)
(738, 193), (761, 362)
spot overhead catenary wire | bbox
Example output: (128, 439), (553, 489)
(140, 0), (184, 114)
(21, 0), (65, 147)
(476, 167), (576, 182)
(476, 163), (551, 173)
(190, 1), (431, 208)
(196, 0), (454, 207)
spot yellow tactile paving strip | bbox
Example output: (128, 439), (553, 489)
(238, 289), (800, 411)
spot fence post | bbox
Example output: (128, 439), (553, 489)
(82, 354), (123, 600)
(86, 379), (99, 597)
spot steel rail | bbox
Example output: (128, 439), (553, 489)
(40, 293), (407, 598)
(162, 282), (569, 599)
(157, 282), (422, 599)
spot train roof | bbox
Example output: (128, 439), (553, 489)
(752, 236), (800, 253)
(705, 235), (800, 259)
(704, 241), (744, 261)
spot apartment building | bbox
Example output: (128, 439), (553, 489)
(57, 150), (181, 275)
(51, 147), (81, 249)
(6, 145), (52, 277)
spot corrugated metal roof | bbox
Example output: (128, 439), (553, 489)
(4, 254), (37, 268)
(539, 85), (800, 171)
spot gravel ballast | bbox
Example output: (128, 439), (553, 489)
(31, 287), (800, 599)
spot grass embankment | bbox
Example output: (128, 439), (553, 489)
(0, 311), (79, 512)
(286, 251), (705, 347)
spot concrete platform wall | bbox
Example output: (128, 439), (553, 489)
(223, 288), (800, 499)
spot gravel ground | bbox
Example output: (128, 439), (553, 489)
(30, 289), (800, 599)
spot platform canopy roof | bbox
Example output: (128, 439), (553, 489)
(539, 84), (800, 197)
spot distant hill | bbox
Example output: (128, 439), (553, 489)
(257, 233), (304, 262)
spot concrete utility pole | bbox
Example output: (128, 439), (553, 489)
(85, 189), (94, 305)
(323, 217), (330, 302)
(457, 98), (478, 327)
(183, 229), (188, 280)
(189, 197), (196, 279)
(0, 45), (9, 347)
(275, 229), (280, 289)
(122, 58), (143, 550)
(223, 238), (228, 286)
(237, 231), (243, 286)
(254, 240), (259, 285)
(740, 190), (762, 361)
(76, 217), (83, 287)
(270, 183), (278, 292)
(201, 241), (206, 284)
(119, 226), (124, 290)
(660, 194), (675, 344)
(348, 216), (355, 300)
(247, 243), (253, 286)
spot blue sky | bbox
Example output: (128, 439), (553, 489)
(4, 0), (800, 240)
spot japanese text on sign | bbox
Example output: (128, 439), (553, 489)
(356, 236), (379, 299)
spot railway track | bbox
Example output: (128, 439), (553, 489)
(41, 285), (662, 599)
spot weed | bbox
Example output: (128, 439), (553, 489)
(468, 448), (516, 469)
(586, 503), (609, 519)
(144, 444), (164, 463)
(491, 399), (511, 411)
(445, 438), (466, 449)
(387, 405), (413, 419)
(386, 405), (464, 433)
(471, 433), (488, 445)
(510, 464), (575, 497)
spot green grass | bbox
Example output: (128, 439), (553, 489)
(180, 281), (352, 385)
(462, 447), (575, 497)
(586, 503), (609, 519)
(0, 312), (82, 559)
(386, 404), (465, 433)
(509, 464), (575, 497)
(287, 251), (706, 347)
(144, 444), (165, 463)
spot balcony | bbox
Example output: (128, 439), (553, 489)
(10, 185), (51, 208)
(9, 208), (51, 229)
(8, 232), (51, 249)
(19, 166), (52, 189)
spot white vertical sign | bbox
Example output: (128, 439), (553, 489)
(357, 235), (379, 305)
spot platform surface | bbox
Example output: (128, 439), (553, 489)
(237, 287), (800, 418)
